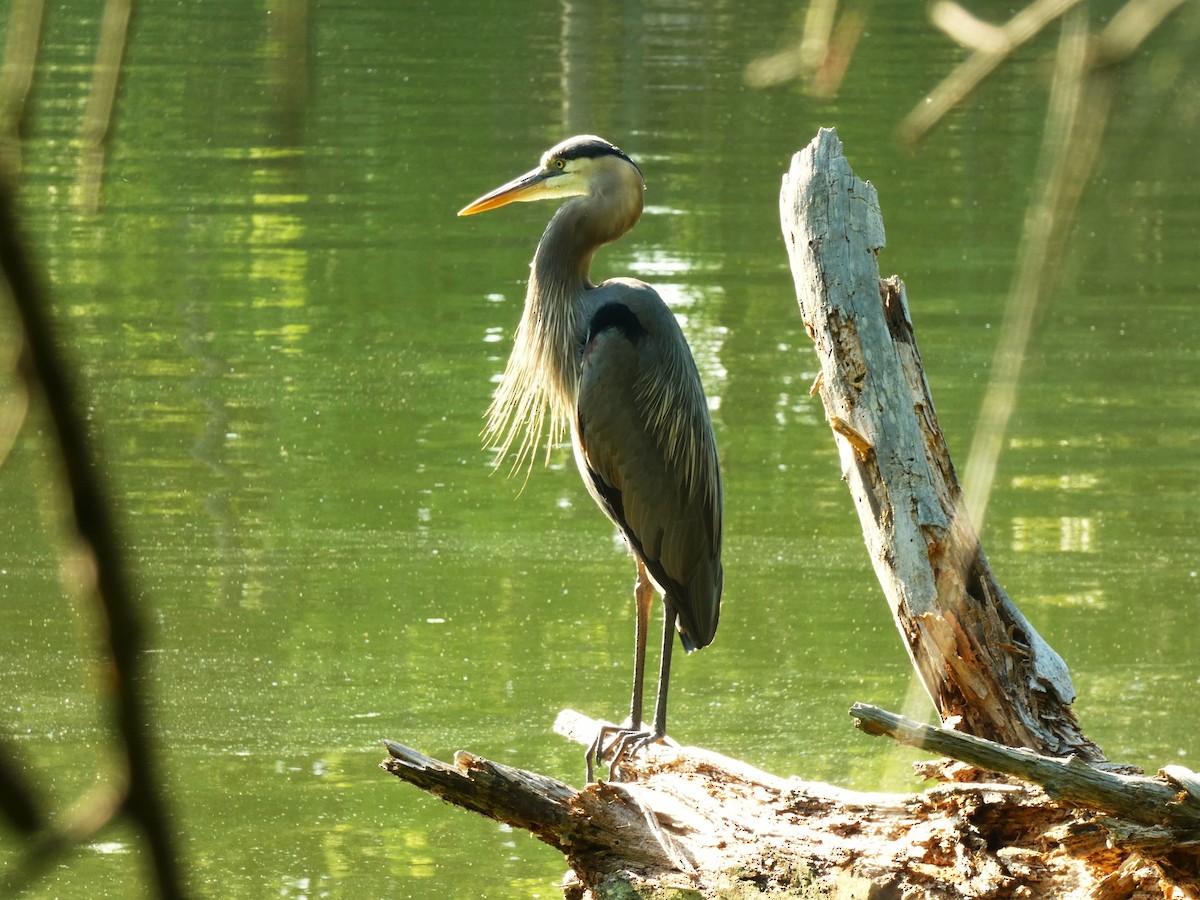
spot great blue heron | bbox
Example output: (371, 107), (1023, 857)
(458, 135), (723, 781)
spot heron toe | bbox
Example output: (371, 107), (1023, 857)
(584, 721), (665, 783)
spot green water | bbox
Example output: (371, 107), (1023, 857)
(1, 2), (1197, 897)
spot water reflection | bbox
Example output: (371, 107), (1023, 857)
(1011, 473), (1100, 491)
(1010, 516), (1095, 554)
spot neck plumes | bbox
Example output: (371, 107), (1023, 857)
(485, 181), (642, 471)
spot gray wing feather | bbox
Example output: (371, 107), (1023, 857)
(573, 282), (723, 651)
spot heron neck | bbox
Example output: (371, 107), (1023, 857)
(532, 201), (593, 294)
(519, 203), (593, 430)
(532, 191), (641, 293)
(483, 190), (642, 470)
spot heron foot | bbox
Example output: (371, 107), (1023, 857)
(584, 723), (665, 783)
(606, 728), (664, 781)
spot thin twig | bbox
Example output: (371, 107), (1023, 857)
(898, 0), (1086, 145)
(851, 703), (1200, 836)
(75, 0), (133, 213)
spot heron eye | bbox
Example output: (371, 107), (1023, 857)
(553, 158), (566, 170)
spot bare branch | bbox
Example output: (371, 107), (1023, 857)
(898, 0), (1086, 145)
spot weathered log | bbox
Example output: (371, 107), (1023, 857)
(779, 127), (1102, 762)
(384, 711), (1199, 897)
(380, 740), (579, 849)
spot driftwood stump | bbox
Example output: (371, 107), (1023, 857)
(779, 129), (1100, 762)
(381, 130), (1200, 898)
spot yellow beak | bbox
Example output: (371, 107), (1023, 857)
(457, 167), (554, 217)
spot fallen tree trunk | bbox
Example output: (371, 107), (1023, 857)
(383, 710), (1199, 897)
(381, 129), (1200, 897)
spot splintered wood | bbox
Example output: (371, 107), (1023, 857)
(384, 712), (1195, 898)
(780, 127), (1100, 762)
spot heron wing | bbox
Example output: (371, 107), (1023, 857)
(573, 283), (723, 651)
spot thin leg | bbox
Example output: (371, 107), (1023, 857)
(602, 601), (678, 781)
(585, 560), (654, 782)
(649, 600), (677, 740)
(628, 560), (654, 730)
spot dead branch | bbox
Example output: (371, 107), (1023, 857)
(852, 703), (1200, 844)
(779, 127), (1100, 761)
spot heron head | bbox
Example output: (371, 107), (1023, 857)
(458, 135), (644, 217)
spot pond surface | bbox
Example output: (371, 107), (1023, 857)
(2, 1), (1197, 897)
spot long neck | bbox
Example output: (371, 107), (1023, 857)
(532, 190), (638, 291)
(485, 186), (642, 470)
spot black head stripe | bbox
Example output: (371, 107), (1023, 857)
(552, 136), (642, 178)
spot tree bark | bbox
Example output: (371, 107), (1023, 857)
(382, 710), (1200, 897)
(779, 127), (1102, 761)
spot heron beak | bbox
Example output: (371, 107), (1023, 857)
(458, 166), (554, 216)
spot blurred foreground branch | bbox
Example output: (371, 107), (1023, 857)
(744, 0), (866, 98)
(958, 5), (1100, 534)
(0, 0), (44, 176)
(898, 0), (1185, 145)
(75, 0), (133, 213)
(891, 0), (1186, 536)
(0, 177), (183, 894)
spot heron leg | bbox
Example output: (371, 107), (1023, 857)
(584, 559), (655, 782)
(602, 600), (677, 781)
(629, 559), (654, 729)
(649, 599), (676, 739)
